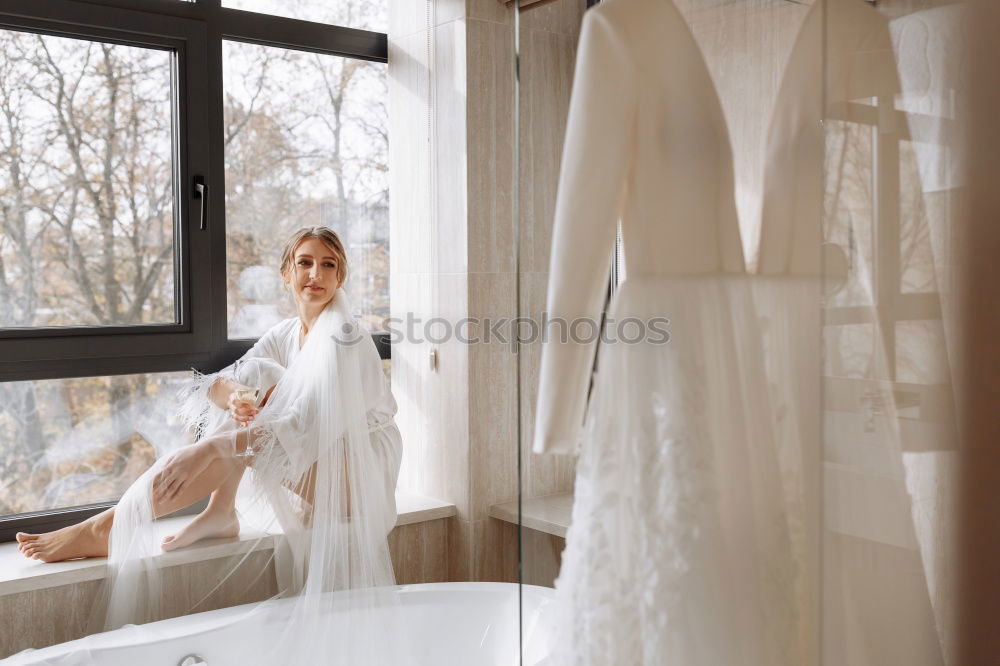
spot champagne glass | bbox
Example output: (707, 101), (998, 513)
(233, 387), (260, 458)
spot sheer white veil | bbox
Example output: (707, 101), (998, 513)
(48, 287), (412, 664)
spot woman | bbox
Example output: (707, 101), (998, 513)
(14, 226), (402, 633)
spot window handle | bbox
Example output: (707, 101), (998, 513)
(193, 175), (208, 230)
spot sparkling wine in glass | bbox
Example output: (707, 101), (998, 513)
(235, 387), (260, 405)
(233, 387), (260, 458)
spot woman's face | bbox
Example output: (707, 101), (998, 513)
(284, 237), (340, 309)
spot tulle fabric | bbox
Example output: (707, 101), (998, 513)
(540, 275), (800, 666)
(9, 288), (409, 665)
(751, 276), (823, 664)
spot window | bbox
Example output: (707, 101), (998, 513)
(222, 41), (388, 339)
(0, 2), (213, 381)
(824, 97), (945, 384)
(0, 31), (178, 330)
(0, 371), (191, 517)
(0, 0), (388, 539)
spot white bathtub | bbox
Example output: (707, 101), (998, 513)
(8, 583), (554, 665)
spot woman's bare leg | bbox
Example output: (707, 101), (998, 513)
(18, 383), (280, 562)
(16, 507), (115, 562)
(162, 382), (282, 550)
(161, 461), (244, 551)
(162, 383), (278, 550)
(17, 453), (248, 562)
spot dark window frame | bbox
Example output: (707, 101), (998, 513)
(0, 2), (215, 381)
(0, 0), (390, 541)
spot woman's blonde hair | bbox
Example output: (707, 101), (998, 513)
(279, 226), (348, 288)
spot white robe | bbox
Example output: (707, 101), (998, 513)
(226, 316), (402, 535)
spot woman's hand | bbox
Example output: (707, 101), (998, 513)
(153, 441), (217, 503)
(227, 390), (259, 427)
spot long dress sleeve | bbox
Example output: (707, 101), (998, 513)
(532, 10), (637, 454)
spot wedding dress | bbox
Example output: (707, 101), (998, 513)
(532, 1), (801, 664)
(534, 0), (955, 664)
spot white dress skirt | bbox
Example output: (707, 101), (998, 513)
(544, 275), (799, 666)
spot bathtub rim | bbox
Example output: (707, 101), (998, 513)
(8, 581), (555, 664)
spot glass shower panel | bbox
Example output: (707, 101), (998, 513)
(516, 0), (968, 663)
(821, 1), (965, 664)
(513, 0), (587, 592)
(511, 3), (590, 661)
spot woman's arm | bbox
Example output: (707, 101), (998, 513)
(208, 377), (245, 410)
(207, 322), (286, 421)
(206, 377), (259, 426)
(208, 377), (263, 425)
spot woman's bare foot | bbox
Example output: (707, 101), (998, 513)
(16, 520), (108, 562)
(161, 509), (239, 552)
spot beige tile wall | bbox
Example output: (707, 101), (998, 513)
(1, 579), (106, 658)
(517, 5), (583, 509)
(512, 3), (583, 590)
(388, 0), (584, 583)
(498, 520), (565, 588)
(389, 0), (471, 534)
(463, 2), (517, 582)
(469, 0), (585, 582)
(388, 518), (450, 584)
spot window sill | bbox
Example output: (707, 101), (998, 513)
(488, 492), (572, 538)
(0, 491), (455, 598)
